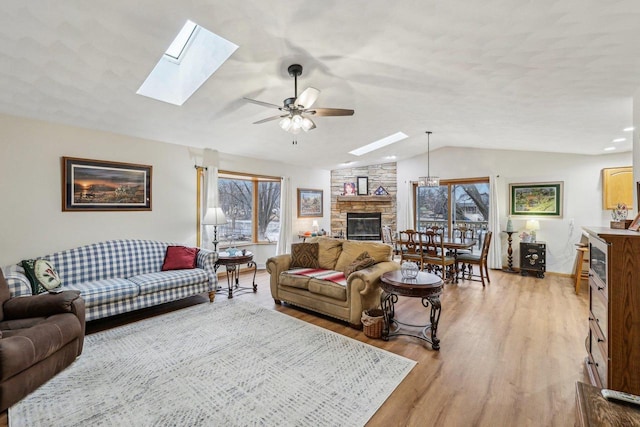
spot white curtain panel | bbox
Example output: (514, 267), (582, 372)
(405, 180), (415, 231)
(276, 176), (293, 255)
(488, 174), (502, 269)
(202, 167), (220, 250)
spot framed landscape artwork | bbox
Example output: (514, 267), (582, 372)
(297, 188), (323, 218)
(62, 157), (152, 211)
(509, 181), (563, 217)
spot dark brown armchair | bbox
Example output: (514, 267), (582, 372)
(0, 269), (85, 411)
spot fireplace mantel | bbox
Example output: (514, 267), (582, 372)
(336, 195), (393, 202)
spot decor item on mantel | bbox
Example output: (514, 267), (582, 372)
(610, 202), (631, 229)
(357, 176), (369, 195)
(418, 131), (439, 187)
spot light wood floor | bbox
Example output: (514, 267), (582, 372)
(4, 269), (590, 427)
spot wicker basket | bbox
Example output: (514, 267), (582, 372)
(362, 309), (384, 339)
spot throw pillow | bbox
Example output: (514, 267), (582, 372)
(161, 246), (199, 271)
(343, 251), (377, 277)
(290, 243), (320, 269)
(21, 259), (63, 294)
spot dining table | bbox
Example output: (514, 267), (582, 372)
(441, 237), (476, 283)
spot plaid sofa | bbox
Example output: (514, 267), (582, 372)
(3, 240), (218, 321)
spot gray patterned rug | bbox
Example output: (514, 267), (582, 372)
(10, 299), (415, 426)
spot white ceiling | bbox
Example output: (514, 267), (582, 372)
(1, 1), (640, 170)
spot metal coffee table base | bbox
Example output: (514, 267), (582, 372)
(381, 292), (442, 350)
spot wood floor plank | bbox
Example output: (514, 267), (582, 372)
(5, 268), (589, 427)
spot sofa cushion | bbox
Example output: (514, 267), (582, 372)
(308, 279), (347, 301)
(290, 243), (320, 269)
(65, 278), (138, 308)
(21, 259), (62, 294)
(279, 272), (311, 290)
(343, 251), (377, 277)
(161, 246), (199, 271)
(309, 237), (343, 270)
(334, 241), (393, 272)
(129, 269), (208, 296)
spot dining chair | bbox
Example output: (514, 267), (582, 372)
(451, 225), (476, 255)
(457, 231), (493, 286)
(420, 229), (456, 282)
(398, 230), (425, 268)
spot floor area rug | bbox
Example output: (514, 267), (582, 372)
(10, 300), (416, 426)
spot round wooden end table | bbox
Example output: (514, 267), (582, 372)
(215, 251), (257, 299)
(380, 270), (444, 350)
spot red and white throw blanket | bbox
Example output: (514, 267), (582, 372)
(285, 268), (347, 286)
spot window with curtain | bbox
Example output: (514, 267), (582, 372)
(217, 171), (281, 244)
(414, 177), (490, 237)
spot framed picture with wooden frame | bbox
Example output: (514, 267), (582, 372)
(629, 212), (640, 231)
(62, 157), (152, 211)
(509, 181), (563, 217)
(297, 188), (323, 218)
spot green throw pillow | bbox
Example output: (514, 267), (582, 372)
(21, 259), (63, 294)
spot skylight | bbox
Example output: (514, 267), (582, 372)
(164, 20), (198, 62)
(137, 20), (238, 106)
(349, 132), (408, 156)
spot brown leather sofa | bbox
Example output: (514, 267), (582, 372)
(0, 269), (85, 411)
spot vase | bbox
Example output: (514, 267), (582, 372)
(401, 262), (419, 279)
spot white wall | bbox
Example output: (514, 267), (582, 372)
(397, 147), (632, 274)
(0, 114), (330, 267)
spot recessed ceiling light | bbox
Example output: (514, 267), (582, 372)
(604, 146), (616, 151)
(624, 127), (635, 132)
(342, 161), (354, 165)
(612, 138), (626, 143)
(385, 155), (396, 160)
(348, 132), (408, 156)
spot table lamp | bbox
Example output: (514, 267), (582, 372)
(312, 220), (319, 234)
(525, 219), (540, 242)
(202, 207), (227, 252)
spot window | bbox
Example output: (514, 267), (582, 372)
(414, 177), (490, 237)
(217, 172), (281, 244)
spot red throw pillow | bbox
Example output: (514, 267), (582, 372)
(162, 246), (199, 271)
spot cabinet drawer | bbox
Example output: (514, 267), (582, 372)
(589, 316), (607, 358)
(589, 284), (608, 342)
(586, 329), (608, 388)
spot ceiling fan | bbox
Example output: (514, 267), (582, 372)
(244, 64), (354, 134)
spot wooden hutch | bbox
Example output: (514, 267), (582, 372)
(583, 227), (640, 395)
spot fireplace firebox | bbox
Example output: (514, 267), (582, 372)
(347, 212), (382, 241)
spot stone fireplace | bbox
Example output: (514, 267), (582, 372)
(330, 162), (397, 238)
(347, 212), (382, 241)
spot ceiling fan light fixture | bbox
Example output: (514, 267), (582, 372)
(301, 117), (314, 132)
(279, 116), (292, 131)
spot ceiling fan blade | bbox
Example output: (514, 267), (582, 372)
(253, 114), (287, 124)
(307, 108), (355, 117)
(243, 97), (283, 110)
(295, 87), (320, 108)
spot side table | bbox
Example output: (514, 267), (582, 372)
(215, 251), (257, 299)
(380, 270), (444, 350)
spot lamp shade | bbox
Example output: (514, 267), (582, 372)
(202, 207), (227, 226)
(525, 219), (540, 231)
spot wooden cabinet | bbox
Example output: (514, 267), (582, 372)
(519, 241), (546, 278)
(584, 227), (640, 395)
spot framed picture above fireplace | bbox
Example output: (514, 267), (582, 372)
(297, 188), (323, 218)
(357, 176), (368, 195)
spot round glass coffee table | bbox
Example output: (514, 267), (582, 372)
(380, 270), (443, 350)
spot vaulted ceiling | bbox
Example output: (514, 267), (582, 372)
(1, 1), (639, 169)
